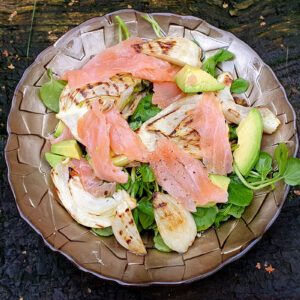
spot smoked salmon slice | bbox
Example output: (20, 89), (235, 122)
(71, 158), (116, 197)
(190, 92), (233, 175)
(152, 82), (186, 109)
(65, 38), (180, 90)
(105, 106), (150, 162)
(77, 108), (128, 184)
(150, 137), (228, 211)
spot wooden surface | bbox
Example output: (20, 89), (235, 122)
(0, 0), (299, 299)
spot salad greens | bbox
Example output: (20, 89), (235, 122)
(39, 69), (67, 113)
(230, 78), (249, 94)
(202, 49), (234, 76)
(234, 143), (300, 190)
(92, 227), (113, 237)
(115, 15), (130, 42)
(128, 94), (161, 131)
(192, 206), (218, 231)
(141, 15), (163, 38)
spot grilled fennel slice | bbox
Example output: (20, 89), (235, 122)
(153, 192), (197, 253)
(133, 37), (202, 68)
(217, 72), (280, 134)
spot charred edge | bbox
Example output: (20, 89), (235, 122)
(228, 108), (241, 118)
(112, 83), (119, 93)
(131, 43), (143, 53)
(146, 108), (179, 128)
(224, 75), (234, 86)
(129, 219), (134, 225)
(87, 84), (93, 89)
(126, 239), (132, 244)
(234, 97), (248, 107)
(157, 40), (176, 55)
(80, 90), (87, 98)
(125, 208), (130, 213)
(95, 224), (105, 228)
(68, 167), (78, 179)
(153, 202), (167, 209)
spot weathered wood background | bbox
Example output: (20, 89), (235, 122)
(0, 0), (299, 299)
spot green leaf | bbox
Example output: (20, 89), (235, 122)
(153, 232), (172, 252)
(274, 143), (289, 175)
(202, 49), (234, 76)
(132, 208), (143, 232)
(137, 200), (154, 218)
(214, 213), (230, 227)
(254, 152), (273, 180)
(128, 94), (161, 131)
(283, 158), (300, 186)
(227, 204), (245, 218)
(138, 211), (155, 229)
(137, 163), (155, 182)
(92, 227), (113, 237)
(39, 69), (67, 113)
(192, 206), (218, 231)
(229, 124), (237, 140)
(230, 78), (249, 94)
(228, 175), (253, 206)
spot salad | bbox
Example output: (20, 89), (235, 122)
(40, 16), (300, 255)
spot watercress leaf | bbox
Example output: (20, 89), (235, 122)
(137, 201), (154, 218)
(140, 163), (155, 182)
(138, 211), (155, 229)
(92, 227), (113, 237)
(214, 49), (234, 62)
(39, 69), (67, 113)
(131, 181), (140, 198)
(202, 56), (217, 76)
(229, 124), (238, 140)
(153, 232), (172, 252)
(202, 49), (234, 76)
(192, 206), (218, 231)
(274, 143), (289, 175)
(128, 94), (161, 131)
(214, 213), (230, 227)
(228, 175), (253, 206)
(227, 204), (245, 218)
(254, 152), (273, 180)
(132, 208), (143, 232)
(283, 158), (300, 186)
(230, 78), (249, 94)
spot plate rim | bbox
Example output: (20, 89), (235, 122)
(5, 9), (299, 286)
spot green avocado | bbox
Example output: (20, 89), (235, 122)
(233, 108), (263, 176)
(174, 65), (225, 93)
(198, 175), (230, 208)
(51, 139), (82, 160)
(45, 152), (65, 168)
(54, 120), (65, 138)
(209, 174), (230, 191)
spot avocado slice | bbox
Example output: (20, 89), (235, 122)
(198, 175), (230, 208)
(209, 174), (230, 191)
(45, 152), (65, 168)
(51, 139), (82, 160)
(54, 120), (65, 138)
(174, 65), (225, 93)
(233, 108), (263, 176)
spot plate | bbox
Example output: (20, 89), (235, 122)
(5, 9), (298, 286)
